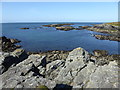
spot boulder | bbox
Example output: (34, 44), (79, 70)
(54, 48), (89, 84)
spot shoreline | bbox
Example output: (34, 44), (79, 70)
(0, 36), (120, 88)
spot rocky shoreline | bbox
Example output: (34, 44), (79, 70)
(83, 22), (120, 42)
(20, 22), (120, 42)
(42, 23), (120, 41)
(0, 36), (119, 89)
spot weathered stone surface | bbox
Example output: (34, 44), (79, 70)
(54, 48), (89, 84)
(85, 61), (118, 88)
(1, 47), (119, 89)
(46, 60), (65, 79)
(73, 62), (96, 88)
(1, 54), (56, 88)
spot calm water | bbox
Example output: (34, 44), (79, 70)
(2, 22), (118, 54)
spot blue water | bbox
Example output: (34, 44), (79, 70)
(2, 22), (118, 54)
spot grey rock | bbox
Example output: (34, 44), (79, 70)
(72, 62), (96, 88)
(2, 54), (56, 88)
(54, 48), (89, 84)
(85, 61), (118, 88)
(46, 60), (65, 79)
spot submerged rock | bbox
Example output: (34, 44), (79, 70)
(20, 28), (29, 29)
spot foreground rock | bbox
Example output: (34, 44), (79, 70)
(1, 47), (119, 89)
(28, 50), (69, 63)
(0, 49), (28, 74)
(0, 36), (21, 52)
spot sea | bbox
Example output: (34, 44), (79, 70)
(2, 22), (119, 54)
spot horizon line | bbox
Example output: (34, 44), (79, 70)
(1, 21), (117, 23)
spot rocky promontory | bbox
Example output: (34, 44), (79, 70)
(80, 22), (120, 41)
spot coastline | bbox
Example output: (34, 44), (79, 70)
(0, 39), (119, 88)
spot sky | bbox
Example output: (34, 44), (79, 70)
(2, 2), (118, 22)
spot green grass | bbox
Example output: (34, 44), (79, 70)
(106, 22), (120, 26)
(36, 85), (49, 90)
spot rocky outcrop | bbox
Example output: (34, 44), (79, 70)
(0, 47), (119, 89)
(79, 26), (91, 29)
(86, 24), (119, 35)
(94, 34), (120, 42)
(0, 36), (21, 52)
(0, 49), (28, 74)
(81, 23), (120, 42)
(56, 26), (75, 31)
(28, 50), (69, 63)
(42, 24), (74, 27)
